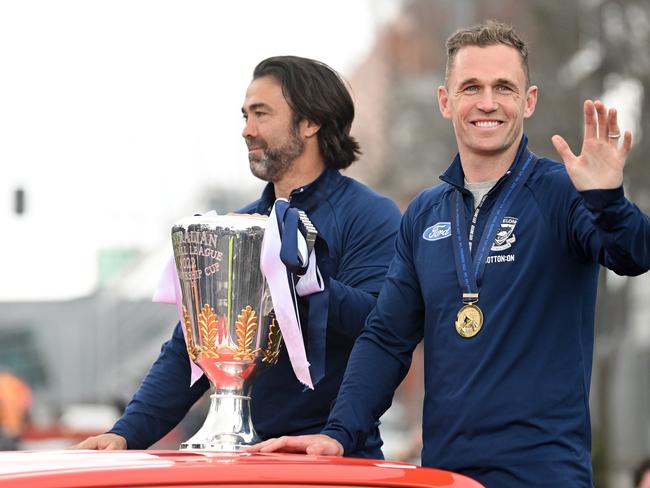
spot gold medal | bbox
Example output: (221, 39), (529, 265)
(455, 303), (484, 338)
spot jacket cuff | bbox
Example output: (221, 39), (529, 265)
(579, 186), (624, 211)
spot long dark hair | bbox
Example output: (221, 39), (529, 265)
(253, 55), (361, 169)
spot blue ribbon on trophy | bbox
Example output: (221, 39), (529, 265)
(261, 199), (328, 389)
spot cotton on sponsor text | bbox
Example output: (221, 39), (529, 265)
(486, 254), (515, 264)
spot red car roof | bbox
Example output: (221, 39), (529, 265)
(0, 450), (483, 488)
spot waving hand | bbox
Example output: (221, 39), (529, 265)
(551, 100), (633, 191)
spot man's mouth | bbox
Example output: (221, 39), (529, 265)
(471, 120), (502, 128)
(246, 137), (266, 152)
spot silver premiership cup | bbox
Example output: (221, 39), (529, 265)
(171, 214), (282, 451)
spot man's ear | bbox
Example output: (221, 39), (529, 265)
(300, 118), (321, 138)
(524, 85), (538, 119)
(438, 86), (452, 120)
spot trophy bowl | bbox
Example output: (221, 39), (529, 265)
(171, 214), (282, 451)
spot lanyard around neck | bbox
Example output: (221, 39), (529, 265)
(452, 150), (538, 304)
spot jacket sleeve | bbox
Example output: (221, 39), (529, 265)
(533, 165), (650, 276)
(109, 322), (210, 449)
(575, 187), (650, 275)
(326, 197), (402, 339)
(322, 204), (425, 453)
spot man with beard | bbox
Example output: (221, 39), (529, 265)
(72, 56), (401, 457)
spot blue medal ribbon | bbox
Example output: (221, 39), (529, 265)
(272, 199), (328, 386)
(452, 148), (538, 309)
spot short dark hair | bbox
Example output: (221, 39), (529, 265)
(634, 458), (650, 487)
(253, 55), (361, 170)
(445, 20), (530, 86)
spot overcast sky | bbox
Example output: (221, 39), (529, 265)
(0, 0), (399, 299)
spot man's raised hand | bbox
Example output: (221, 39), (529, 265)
(552, 99), (632, 191)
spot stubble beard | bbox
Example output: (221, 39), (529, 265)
(248, 129), (305, 183)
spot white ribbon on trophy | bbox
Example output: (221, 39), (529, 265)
(152, 255), (204, 385)
(259, 199), (322, 390)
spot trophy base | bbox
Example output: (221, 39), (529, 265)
(179, 437), (256, 452)
(179, 392), (261, 452)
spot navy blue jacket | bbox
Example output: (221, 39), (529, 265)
(111, 167), (401, 457)
(323, 138), (650, 486)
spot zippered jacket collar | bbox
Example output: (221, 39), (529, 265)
(256, 166), (341, 214)
(439, 134), (530, 192)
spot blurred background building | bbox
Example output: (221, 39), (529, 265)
(1, 0), (649, 486)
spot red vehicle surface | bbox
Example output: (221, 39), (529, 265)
(0, 450), (484, 488)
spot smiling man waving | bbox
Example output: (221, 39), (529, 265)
(250, 21), (650, 487)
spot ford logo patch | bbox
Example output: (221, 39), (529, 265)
(422, 222), (452, 241)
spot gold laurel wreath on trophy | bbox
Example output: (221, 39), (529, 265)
(262, 312), (282, 365)
(182, 306), (198, 360)
(234, 306), (258, 361)
(198, 304), (221, 358)
(182, 304), (281, 364)
(262, 313), (282, 365)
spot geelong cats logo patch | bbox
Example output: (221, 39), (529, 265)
(491, 216), (518, 251)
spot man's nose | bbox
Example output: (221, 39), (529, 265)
(476, 89), (498, 112)
(242, 118), (257, 139)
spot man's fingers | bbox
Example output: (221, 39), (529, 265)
(245, 439), (271, 453)
(256, 437), (292, 453)
(551, 135), (576, 165)
(594, 100), (607, 139)
(607, 107), (621, 144)
(246, 435), (342, 455)
(67, 434), (126, 450)
(583, 100), (597, 140)
(67, 440), (92, 450)
(620, 130), (633, 160)
(263, 437), (313, 453)
(67, 436), (103, 450)
(252, 436), (305, 453)
(605, 105), (633, 165)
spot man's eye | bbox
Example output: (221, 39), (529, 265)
(496, 85), (513, 93)
(255, 111), (267, 117)
(463, 86), (479, 93)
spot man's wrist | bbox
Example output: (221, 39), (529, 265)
(321, 428), (354, 456)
